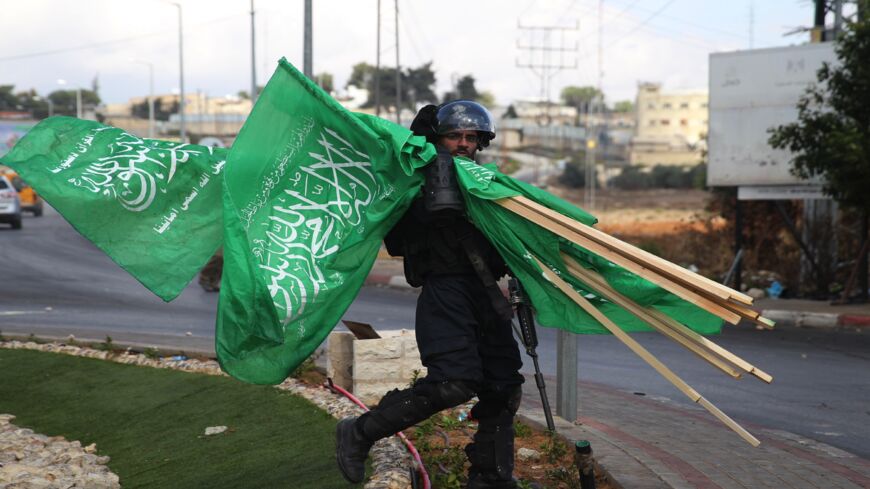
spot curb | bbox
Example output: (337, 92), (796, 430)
(760, 309), (870, 330)
(366, 273), (870, 331)
(365, 273), (413, 289)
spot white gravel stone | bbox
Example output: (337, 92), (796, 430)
(203, 426), (228, 436)
(0, 414), (120, 488)
(517, 447), (541, 461)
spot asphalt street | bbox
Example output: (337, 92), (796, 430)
(2, 207), (868, 458)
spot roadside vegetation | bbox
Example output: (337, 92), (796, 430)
(0, 348), (356, 489)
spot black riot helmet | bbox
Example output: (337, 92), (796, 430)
(435, 100), (496, 149)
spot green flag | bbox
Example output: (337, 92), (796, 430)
(0, 117), (225, 301)
(1, 60), (721, 387)
(216, 58), (435, 384)
(454, 159), (722, 335)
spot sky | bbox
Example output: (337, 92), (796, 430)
(0, 0), (822, 107)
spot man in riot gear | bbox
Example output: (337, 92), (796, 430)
(336, 100), (524, 489)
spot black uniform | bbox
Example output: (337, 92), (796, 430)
(384, 197), (523, 386)
(336, 100), (522, 488)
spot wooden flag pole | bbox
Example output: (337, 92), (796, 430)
(497, 197), (776, 330)
(560, 256), (744, 379)
(643, 308), (774, 384)
(532, 255), (762, 447)
(511, 196), (754, 305)
(561, 253), (773, 384)
(496, 198), (743, 324)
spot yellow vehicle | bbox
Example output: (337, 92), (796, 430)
(0, 166), (42, 217)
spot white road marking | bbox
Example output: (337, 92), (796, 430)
(0, 310), (48, 316)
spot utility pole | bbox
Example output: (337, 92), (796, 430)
(517, 19), (580, 423)
(749, 0), (755, 48)
(250, 0), (257, 101)
(588, 0), (604, 206)
(813, 0), (826, 42)
(375, 0), (382, 117)
(516, 21), (579, 126)
(171, 2), (186, 141)
(833, 0), (844, 38)
(394, 0), (401, 124)
(304, 0), (312, 78)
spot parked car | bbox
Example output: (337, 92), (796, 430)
(0, 175), (22, 230)
(0, 167), (42, 216)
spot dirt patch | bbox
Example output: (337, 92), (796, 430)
(546, 186), (723, 238)
(549, 186), (711, 212)
(404, 406), (615, 489)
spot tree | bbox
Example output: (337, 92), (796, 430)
(769, 6), (870, 298)
(443, 74), (478, 102)
(404, 62), (437, 104)
(315, 72), (334, 93)
(477, 91), (496, 108)
(442, 74), (495, 107)
(560, 85), (603, 112)
(0, 85), (19, 110)
(346, 61), (438, 109)
(768, 11), (870, 211)
(612, 100), (634, 113)
(47, 89), (100, 116)
(561, 85), (605, 126)
(132, 98), (178, 121)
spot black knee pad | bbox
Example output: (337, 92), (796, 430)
(359, 380), (476, 441)
(414, 379), (477, 411)
(471, 383), (522, 422)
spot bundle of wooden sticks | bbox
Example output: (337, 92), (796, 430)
(497, 195), (774, 447)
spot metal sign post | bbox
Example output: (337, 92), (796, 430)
(556, 329), (577, 421)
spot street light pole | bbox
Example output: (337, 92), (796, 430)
(171, 2), (186, 141)
(250, 0), (257, 101)
(303, 0), (312, 78)
(394, 0), (401, 124)
(134, 60), (156, 139)
(57, 79), (82, 119)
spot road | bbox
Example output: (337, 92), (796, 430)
(504, 151), (565, 185)
(2, 207), (869, 458)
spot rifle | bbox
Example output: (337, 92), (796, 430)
(508, 277), (555, 432)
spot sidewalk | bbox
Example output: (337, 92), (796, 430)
(518, 377), (870, 489)
(365, 258), (870, 488)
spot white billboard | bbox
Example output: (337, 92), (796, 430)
(707, 43), (837, 187)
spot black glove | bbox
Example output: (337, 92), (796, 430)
(410, 104), (439, 142)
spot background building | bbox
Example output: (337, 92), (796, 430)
(630, 82), (708, 167)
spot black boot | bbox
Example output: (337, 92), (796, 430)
(335, 417), (373, 483)
(467, 474), (519, 489)
(465, 413), (517, 489)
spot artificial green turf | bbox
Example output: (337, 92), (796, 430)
(0, 349), (360, 488)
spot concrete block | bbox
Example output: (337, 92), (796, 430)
(326, 332), (355, 391)
(354, 335), (403, 360)
(328, 329), (425, 405)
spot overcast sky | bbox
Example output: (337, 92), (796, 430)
(1, 0), (819, 107)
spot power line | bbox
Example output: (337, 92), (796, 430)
(606, 0), (643, 23)
(604, 0), (678, 49)
(603, 0), (745, 38)
(571, 0), (746, 39)
(397, 10), (425, 63)
(0, 14), (244, 62)
(516, 20), (579, 124)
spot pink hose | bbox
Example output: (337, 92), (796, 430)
(326, 379), (431, 489)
